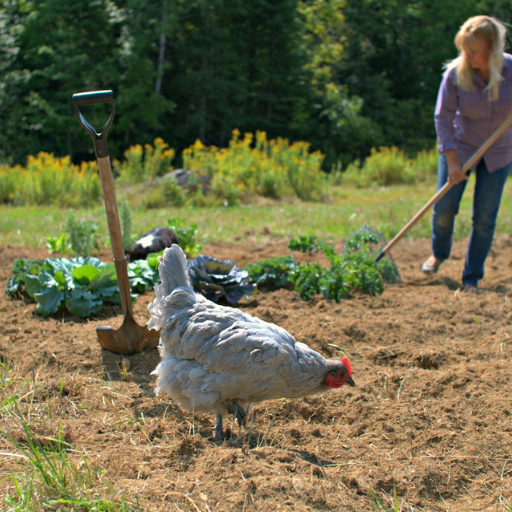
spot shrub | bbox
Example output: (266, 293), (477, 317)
(343, 146), (438, 187)
(413, 147), (438, 181)
(116, 137), (175, 184)
(0, 164), (20, 203)
(0, 153), (101, 207)
(343, 146), (414, 187)
(182, 129), (327, 203)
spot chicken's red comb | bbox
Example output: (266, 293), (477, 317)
(342, 357), (352, 376)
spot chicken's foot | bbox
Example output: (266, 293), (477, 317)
(214, 402), (246, 440)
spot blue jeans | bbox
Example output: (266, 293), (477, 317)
(431, 154), (511, 287)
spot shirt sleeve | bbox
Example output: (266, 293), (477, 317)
(434, 70), (458, 153)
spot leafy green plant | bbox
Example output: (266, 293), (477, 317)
(246, 234), (392, 301)
(46, 233), (71, 254)
(6, 257), (120, 317)
(244, 255), (299, 289)
(188, 255), (255, 303)
(64, 215), (101, 257)
(6, 255), (169, 317)
(287, 234), (390, 301)
(167, 217), (202, 257)
(127, 257), (160, 295)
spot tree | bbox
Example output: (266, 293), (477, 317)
(0, 0), (125, 163)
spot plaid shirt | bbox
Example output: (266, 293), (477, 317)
(435, 53), (512, 172)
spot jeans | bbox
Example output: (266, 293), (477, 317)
(431, 154), (511, 287)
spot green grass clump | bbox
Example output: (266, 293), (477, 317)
(0, 360), (140, 511)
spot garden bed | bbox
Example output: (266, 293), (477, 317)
(1, 235), (511, 510)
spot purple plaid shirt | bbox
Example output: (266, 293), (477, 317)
(434, 53), (512, 172)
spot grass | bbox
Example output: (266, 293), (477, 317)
(3, 174), (512, 250)
(0, 358), (140, 511)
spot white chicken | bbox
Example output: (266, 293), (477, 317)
(148, 244), (355, 439)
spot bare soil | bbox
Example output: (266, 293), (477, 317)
(1, 235), (512, 511)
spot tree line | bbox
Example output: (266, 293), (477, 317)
(1, 0), (511, 170)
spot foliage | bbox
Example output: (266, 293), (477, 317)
(246, 233), (398, 301)
(0, 163), (18, 203)
(342, 146), (438, 187)
(6, 255), (165, 317)
(6, 248), (255, 317)
(115, 138), (175, 184)
(182, 129), (328, 203)
(46, 233), (70, 254)
(343, 147), (414, 187)
(0, 0), (498, 172)
(127, 256), (160, 295)
(166, 217), (202, 258)
(413, 147), (439, 181)
(0, 153), (101, 206)
(188, 255), (255, 304)
(140, 174), (187, 210)
(288, 234), (392, 301)
(244, 255), (299, 290)
(64, 215), (101, 257)
(6, 257), (121, 317)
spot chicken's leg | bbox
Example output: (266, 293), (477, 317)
(227, 401), (246, 427)
(214, 402), (246, 440)
(214, 414), (224, 440)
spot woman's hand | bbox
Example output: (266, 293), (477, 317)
(445, 150), (468, 184)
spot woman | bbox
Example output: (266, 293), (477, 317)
(422, 15), (512, 294)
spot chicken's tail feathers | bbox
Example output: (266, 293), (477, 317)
(158, 244), (192, 296)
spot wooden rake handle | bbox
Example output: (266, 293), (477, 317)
(375, 109), (512, 262)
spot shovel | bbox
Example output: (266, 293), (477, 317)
(374, 109), (512, 262)
(72, 90), (159, 355)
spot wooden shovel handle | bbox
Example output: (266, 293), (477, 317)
(97, 156), (133, 317)
(375, 109), (512, 262)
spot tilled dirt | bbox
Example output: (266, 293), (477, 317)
(1, 235), (511, 511)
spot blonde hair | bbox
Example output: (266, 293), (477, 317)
(444, 15), (507, 101)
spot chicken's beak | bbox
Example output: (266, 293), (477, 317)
(345, 376), (355, 387)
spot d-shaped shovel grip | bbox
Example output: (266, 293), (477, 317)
(72, 90), (115, 158)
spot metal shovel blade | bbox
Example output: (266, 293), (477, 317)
(96, 315), (160, 355)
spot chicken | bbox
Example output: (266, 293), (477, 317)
(148, 244), (355, 439)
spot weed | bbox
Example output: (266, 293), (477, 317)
(368, 483), (401, 511)
(119, 197), (134, 252)
(167, 217), (202, 258)
(64, 215), (101, 257)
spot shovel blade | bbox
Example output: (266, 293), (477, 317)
(96, 314), (160, 355)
